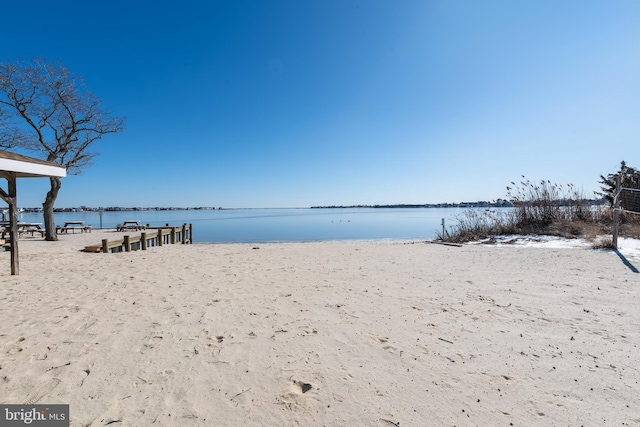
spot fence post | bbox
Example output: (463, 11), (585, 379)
(158, 229), (163, 246)
(613, 174), (621, 249)
(141, 232), (147, 250)
(182, 224), (187, 244)
(124, 235), (131, 252)
(102, 239), (109, 254)
(171, 227), (176, 244)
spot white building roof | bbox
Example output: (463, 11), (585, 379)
(0, 150), (66, 178)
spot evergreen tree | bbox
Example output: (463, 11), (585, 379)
(598, 161), (640, 207)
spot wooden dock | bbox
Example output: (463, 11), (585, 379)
(84, 224), (193, 253)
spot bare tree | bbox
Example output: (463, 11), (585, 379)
(0, 59), (124, 240)
(0, 108), (26, 149)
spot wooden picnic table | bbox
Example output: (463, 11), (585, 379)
(117, 220), (146, 231)
(57, 221), (92, 234)
(1, 222), (45, 238)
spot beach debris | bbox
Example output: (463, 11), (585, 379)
(232, 388), (251, 398)
(80, 368), (91, 387)
(425, 240), (463, 247)
(496, 303), (512, 308)
(46, 361), (71, 372)
(294, 380), (313, 393)
(438, 337), (454, 344)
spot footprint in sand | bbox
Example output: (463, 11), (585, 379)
(140, 334), (164, 353)
(277, 379), (315, 410)
(78, 318), (98, 331)
(6, 337), (25, 354)
(22, 378), (61, 404)
(367, 333), (399, 353)
(368, 333), (389, 343)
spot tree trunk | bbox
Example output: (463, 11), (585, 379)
(43, 176), (61, 241)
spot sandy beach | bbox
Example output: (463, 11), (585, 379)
(1, 230), (639, 426)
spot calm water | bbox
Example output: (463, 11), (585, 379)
(15, 208), (471, 243)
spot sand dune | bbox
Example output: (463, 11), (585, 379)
(1, 231), (639, 426)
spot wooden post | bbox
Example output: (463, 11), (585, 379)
(124, 235), (131, 252)
(157, 229), (163, 246)
(8, 174), (18, 275)
(171, 227), (176, 244)
(190, 223), (193, 244)
(182, 224), (187, 244)
(102, 239), (109, 253)
(141, 232), (147, 250)
(614, 175), (620, 249)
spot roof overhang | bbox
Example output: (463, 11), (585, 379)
(0, 150), (67, 275)
(0, 150), (66, 178)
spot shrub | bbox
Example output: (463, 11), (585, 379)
(441, 177), (617, 243)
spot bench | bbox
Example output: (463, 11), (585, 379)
(22, 229), (46, 238)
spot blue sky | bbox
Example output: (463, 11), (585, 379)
(1, 0), (639, 208)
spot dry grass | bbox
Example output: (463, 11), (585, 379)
(438, 178), (640, 245)
(591, 236), (617, 250)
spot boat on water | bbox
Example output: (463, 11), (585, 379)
(1, 207), (26, 221)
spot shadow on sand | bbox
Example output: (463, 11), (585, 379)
(614, 249), (639, 273)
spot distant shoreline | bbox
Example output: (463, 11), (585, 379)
(9, 198), (607, 213)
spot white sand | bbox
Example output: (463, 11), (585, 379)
(1, 230), (639, 426)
